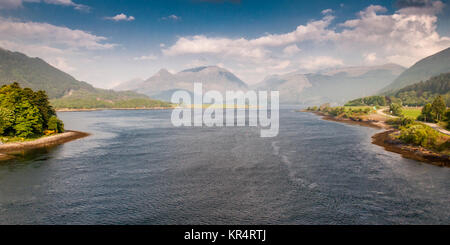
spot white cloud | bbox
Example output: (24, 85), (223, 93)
(271, 60), (291, 70)
(163, 1), (450, 82)
(321, 9), (333, 15)
(299, 56), (344, 71)
(161, 14), (181, 21)
(106, 13), (135, 22)
(50, 57), (76, 72)
(163, 35), (268, 59)
(133, 54), (157, 61)
(363, 52), (377, 64)
(283, 44), (301, 56)
(0, 0), (89, 11)
(0, 18), (116, 50)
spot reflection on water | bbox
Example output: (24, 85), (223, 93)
(0, 109), (449, 224)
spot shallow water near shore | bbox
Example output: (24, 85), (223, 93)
(0, 109), (449, 224)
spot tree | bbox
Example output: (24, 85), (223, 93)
(32, 90), (56, 127)
(431, 95), (446, 121)
(444, 109), (450, 130)
(418, 103), (433, 122)
(0, 83), (64, 138)
(47, 115), (64, 133)
(13, 100), (43, 137)
(0, 107), (14, 135)
(389, 103), (403, 116)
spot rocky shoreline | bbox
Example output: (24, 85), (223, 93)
(0, 130), (90, 161)
(307, 111), (450, 167)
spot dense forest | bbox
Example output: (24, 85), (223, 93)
(345, 95), (387, 106)
(347, 73), (450, 107)
(392, 73), (450, 106)
(0, 83), (63, 138)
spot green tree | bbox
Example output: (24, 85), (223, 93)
(13, 100), (43, 137)
(389, 103), (403, 116)
(418, 103), (433, 122)
(0, 107), (14, 135)
(47, 115), (64, 133)
(0, 83), (64, 138)
(431, 95), (446, 121)
(445, 109), (450, 130)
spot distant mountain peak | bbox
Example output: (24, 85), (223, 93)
(113, 65), (248, 99)
(155, 68), (172, 77)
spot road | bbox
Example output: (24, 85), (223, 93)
(376, 108), (450, 136)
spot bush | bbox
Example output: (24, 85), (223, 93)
(386, 117), (416, 128)
(389, 103), (403, 116)
(399, 124), (439, 148)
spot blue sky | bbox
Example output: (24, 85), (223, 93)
(1, 0), (449, 88)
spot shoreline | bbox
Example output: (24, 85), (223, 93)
(307, 110), (450, 167)
(56, 107), (174, 112)
(0, 130), (90, 160)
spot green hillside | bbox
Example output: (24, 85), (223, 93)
(392, 72), (450, 106)
(0, 48), (94, 98)
(381, 47), (450, 93)
(50, 88), (172, 109)
(0, 48), (171, 109)
(347, 72), (450, 107)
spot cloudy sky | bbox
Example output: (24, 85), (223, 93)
(0, 0), (449, 88)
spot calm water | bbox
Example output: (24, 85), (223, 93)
(0, 109), (449, 224)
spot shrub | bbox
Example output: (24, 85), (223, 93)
(399, 124), (439, 148)
(386, 117), (416, 128)
(389, 103), (403, 116)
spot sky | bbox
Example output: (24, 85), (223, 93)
(0, 0), (450, 88)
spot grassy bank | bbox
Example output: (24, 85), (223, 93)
(304, 105), (449, 166)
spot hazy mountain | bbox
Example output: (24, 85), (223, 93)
(113, 78), (145, 91)
(252, 72), (312, 104)
(0, 47), (169, 108)
(381, 47), (450, 93)
(114, 66), (248, 101)
(255, 64), (405, 104)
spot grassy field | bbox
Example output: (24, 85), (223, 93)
(401, 107), (422, 119)
(344, 106), (377, 110)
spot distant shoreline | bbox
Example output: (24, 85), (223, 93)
(0, 130), (90, 161)
(56, 107), (174, 112)
(306, 110), (450, 167)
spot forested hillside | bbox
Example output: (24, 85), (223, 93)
(0, 48), (171, 109)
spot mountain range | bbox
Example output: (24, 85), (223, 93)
(3, 45), (450, 107)
(0, 48), (170, 109)
(254, 64), (405, 104)
(115, 66), (248, 101)
(381, 47), (450, 93)
(117, 64), (405, 105)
